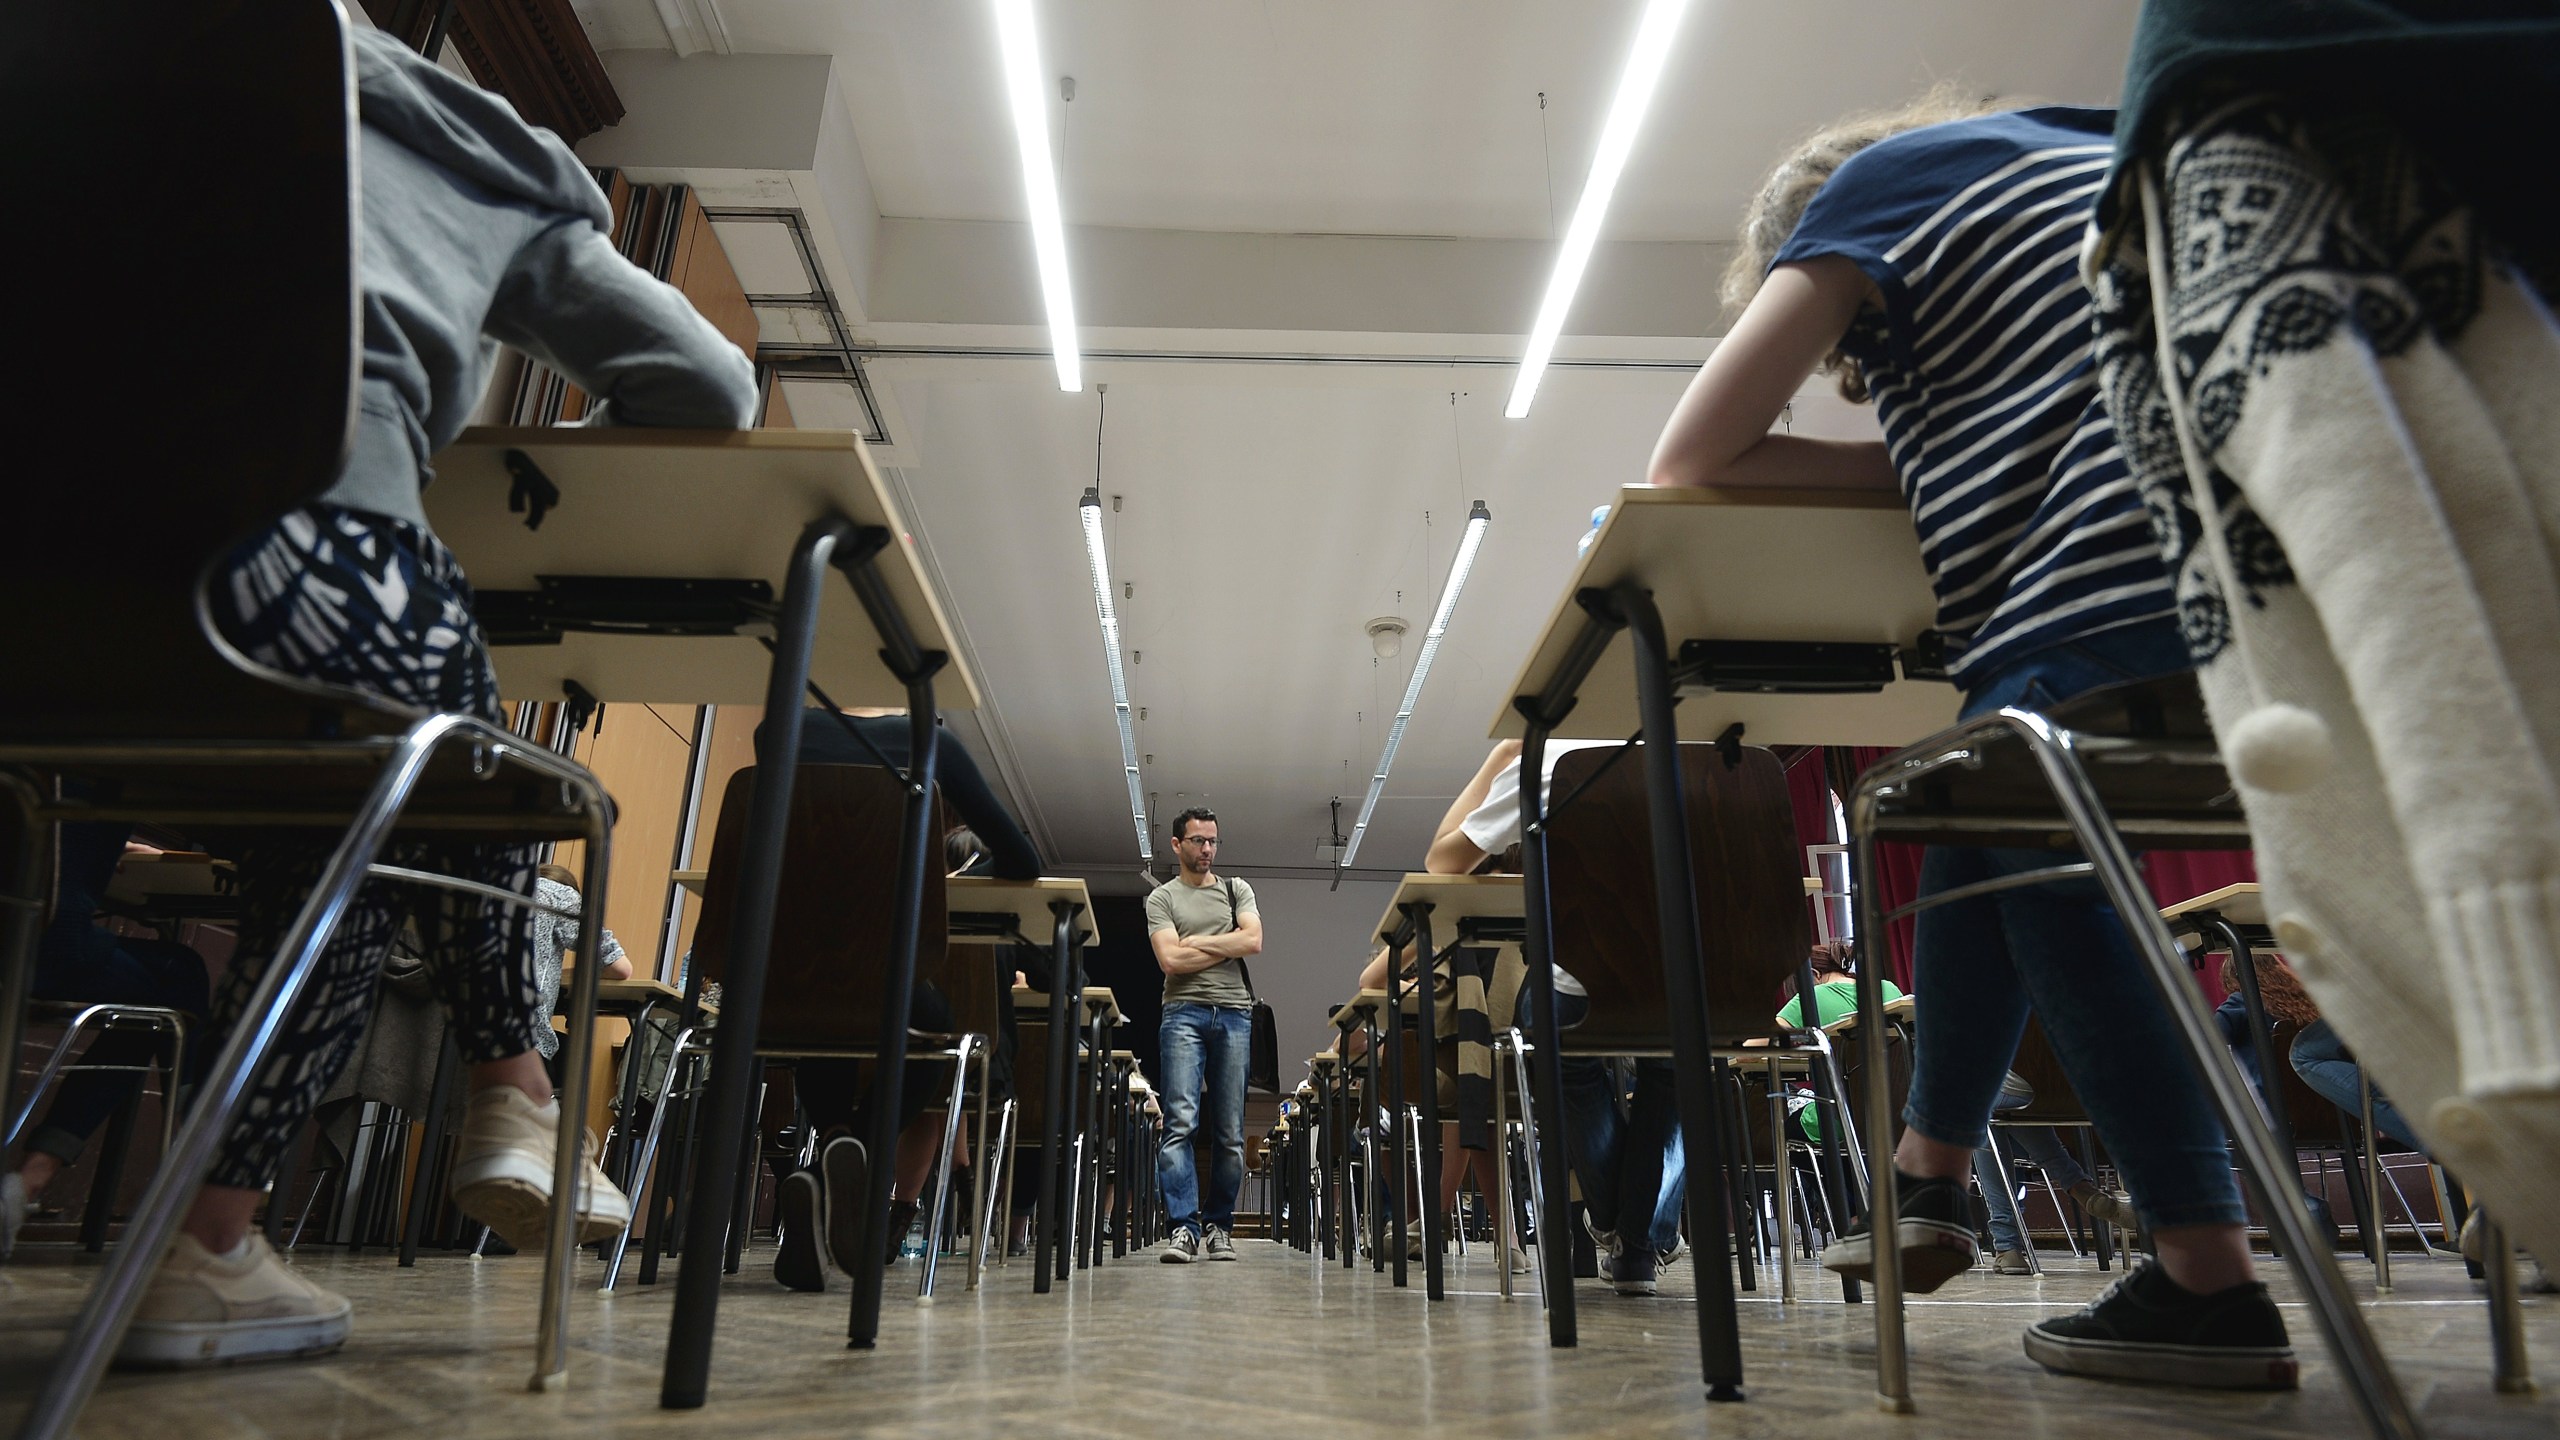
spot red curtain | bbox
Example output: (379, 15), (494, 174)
(2142, 849), (2258, 909)
(1815, 746), (1922, 990)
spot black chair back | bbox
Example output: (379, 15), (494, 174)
(1545, 743), (1810, 1053)
(0, 0), (359, 738)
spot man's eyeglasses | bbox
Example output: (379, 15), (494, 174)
(1178, 835), (1220, 848)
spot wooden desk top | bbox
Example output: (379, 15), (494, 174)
(2161, 882), (2267, 930)
(1009, 985), (1122, 1022)
(1820, 992), (1917, 1035)
(947, 877), (1097, 945)
(1492, 486), (1957, 746)
(104, 851), (232, 904)
(1373, 874), (1525, 945)
(586, 977), (715, 1019)
(1332, 988), (1391, 1027)
(426, 427), (982, 709)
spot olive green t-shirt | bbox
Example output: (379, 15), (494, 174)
(1146, 875), (1258, 1009)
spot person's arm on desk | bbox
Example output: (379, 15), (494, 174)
(1425, 741), (1522, 875)
(1646, 257), (1895, 494)
(485, 219), (760, 429)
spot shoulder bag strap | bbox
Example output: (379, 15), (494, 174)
(1226, 878), (1257, 1000)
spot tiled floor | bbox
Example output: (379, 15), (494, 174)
(2, 1237), (2553, 1438)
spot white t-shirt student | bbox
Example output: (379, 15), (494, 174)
(1456, 740), (1618, 856)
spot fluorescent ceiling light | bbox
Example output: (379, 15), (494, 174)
(993, 0), (1080, 392)
(1504, 0), (1693, 419)
(1340, 501), (1492, 870)
(1079, 487), (1149, 862)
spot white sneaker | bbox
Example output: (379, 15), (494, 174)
(448, 1087), (631, 1250)
(117, 1232), (351, 1369)
(1508, 1244), (1533, 1274)
(1, 1172), (27, 1261)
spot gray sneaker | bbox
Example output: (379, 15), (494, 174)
(1204, 1226), (1239, 1261)
(1161, 1228), (1201, 1264)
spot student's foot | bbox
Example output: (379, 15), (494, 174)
(2077, 1186), (2137, 1228)
(1657, 1236), (1684, 1268)
(448, 1087), (631, 1250)
(116, 1233), (351, 1369)
(1819, 1171), (1978, 1293)
(819, 1136), (868, 1275)
(1993, 1249), (2034, 1276)
(1204, 1225), (1239, 1260)
(1509, 1245), (1534, 1275)
(0, 1172), (27, 1261)
(1161, 1228), (1201, 1263)
(883, 1199), (919, 1265)
(2023, 1261), (2297, 1390)
(1583, 1214), (1624, 1263)
(773, 1171), (826, 1293)
(1610, 1249), (1658, 1296)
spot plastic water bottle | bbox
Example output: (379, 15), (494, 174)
(1578, 503), (1610, 557)
(900, 1217), (927, 1260)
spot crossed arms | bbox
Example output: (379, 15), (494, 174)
(1152, 909), (1263, 976)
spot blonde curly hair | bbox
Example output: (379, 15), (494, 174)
(1721, 84), (2003, 402)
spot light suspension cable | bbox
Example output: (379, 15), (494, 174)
(1504, 0), (1693, 418)
(1338, 499), (1491, 870)
(1079, 484), (1149, 863)
(992, 0), (1081, 391)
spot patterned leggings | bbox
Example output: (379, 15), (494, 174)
(203, 507), (543, 1190)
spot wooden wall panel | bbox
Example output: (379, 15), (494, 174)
(669, 201), (758, 359)
(552, 702), (696, 976)
(672, 704), (763, 968)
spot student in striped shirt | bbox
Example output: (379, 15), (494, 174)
(1645, 91), (2294, 1391)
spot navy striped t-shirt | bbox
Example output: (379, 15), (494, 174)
(1774, 106), (2174, 687)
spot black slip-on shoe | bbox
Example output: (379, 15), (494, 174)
(819, 1135), (868, 1276)
(2024, 1262), (2298, 1391)
(774, 1171), (826, 1293)
(1819, 1171), (1979, 1294)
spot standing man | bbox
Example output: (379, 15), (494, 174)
(1147, 806), (1262, 1263)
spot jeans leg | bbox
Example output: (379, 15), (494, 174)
(1559, 1058), (1623, 1234)
(2011, 1125), (2091, 1191)
(2291, 1021), (2421, 1150)
(1975, 1145), (2025, 1252)
(1201, 1009), (1251, 1230)
(1155, 1005), (1208, 1234)
(1651, 1125), (1689, 1256)
(1992, 854), (2245, 1231)
(1621, 1061), (1679, 1254)
(1903, 845), (2035, 1150)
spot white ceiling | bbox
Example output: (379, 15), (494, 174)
(567, 0), (2142, 887)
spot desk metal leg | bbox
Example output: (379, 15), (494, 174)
(849, 693), (940, 1348)
(401, 1033), (462, 1267)
(1385, 950), (1411, 1289)
(1034, 907), (1076, 1294)
(661, 518), (848, 1406)
(2003, 711), (2419, 1440)
(1514, 719), (1578, 1348)
(2483, 1211), (2535, 1394)
(0, 776), (43, 1180)
(1407, 904), (1445, 1301)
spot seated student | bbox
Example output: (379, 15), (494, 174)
(767, 712), (1043, 1292)
(1427, 740), (1671, 1293)
(526, 864), (632, 1077)
(120, 26), (755, 1368)
(2214, 951), (2420, 1152)
(1650, 91), (2294, 1386)
(2, 826), (210, 1260)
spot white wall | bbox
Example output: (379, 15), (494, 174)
(1236, 873), (1403, 1079)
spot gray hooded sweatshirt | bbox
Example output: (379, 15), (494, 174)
(334, 29), (759, 530)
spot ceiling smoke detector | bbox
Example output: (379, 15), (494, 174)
(1365, 616), (1408, 660)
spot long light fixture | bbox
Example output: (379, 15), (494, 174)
(1339, 500), (1492, 870)
(993, 0), (1081, 391)
(1504, 0), (1693, 419)
(1079, 486), (1149, 862)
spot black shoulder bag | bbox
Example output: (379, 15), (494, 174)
(1226, 879), (1281, 1093)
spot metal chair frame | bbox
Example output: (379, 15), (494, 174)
(1845, 704), (2420, 1437)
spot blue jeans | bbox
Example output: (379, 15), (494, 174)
(1157, 1002), (1252, 1234)
(1976, 1126), (2093, 1253)
(2290, 1020), (2419, 1150)
(1904, 617), (2246, 1231)
(1560, 1058), (1685, 1253)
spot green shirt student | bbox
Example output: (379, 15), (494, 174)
(1776, 974), (1905, 1143)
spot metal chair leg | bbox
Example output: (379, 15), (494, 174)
(918, 1036), (977, 1298)
(605, 1034), (696, 1291)
(2482, 1211), (2535, 1395)
(18, 712), (527, 1439)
